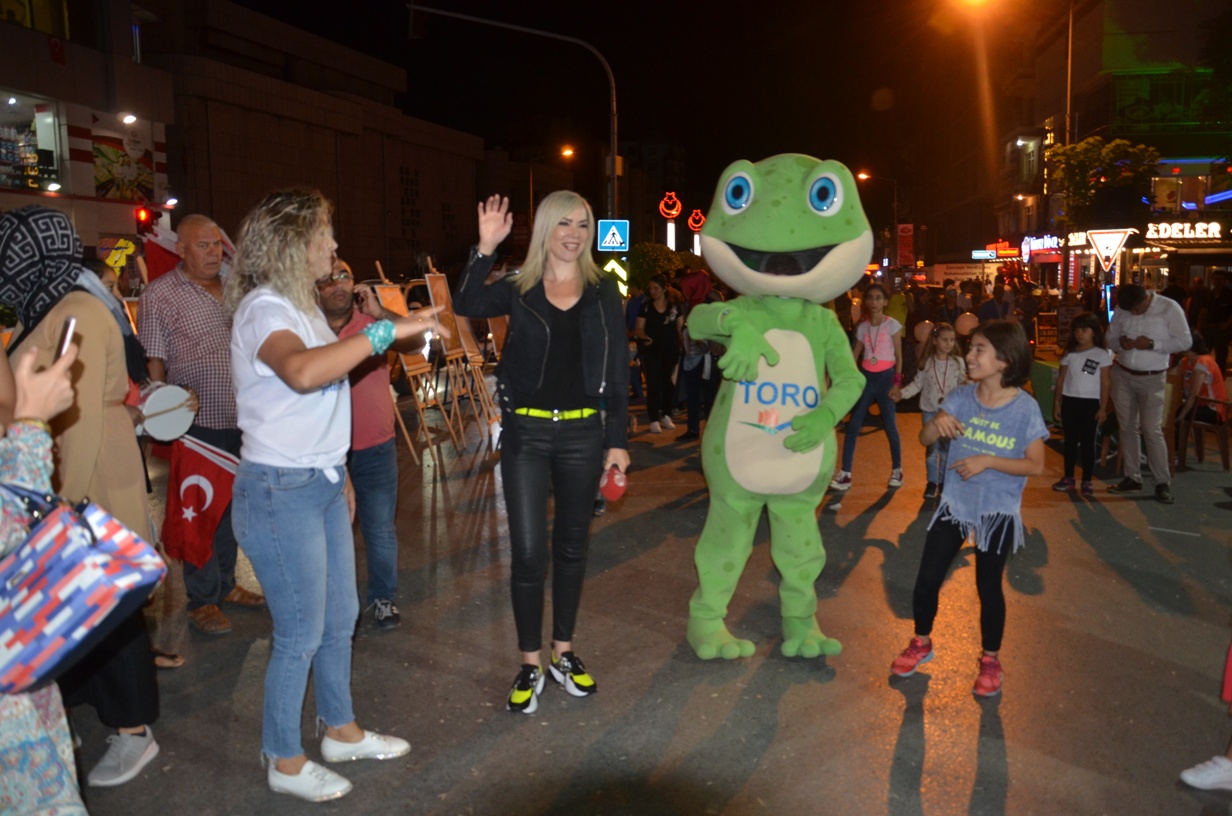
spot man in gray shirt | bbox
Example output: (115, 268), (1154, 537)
(1105, 284), (1191, 503)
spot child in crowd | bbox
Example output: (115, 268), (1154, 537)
(1177, 331), (1228, 426)
(890, 321), (1048, 697)
(832, 283), (904, 491)
(892, 322), (968, 498)
(1051, 312), (1112, 496)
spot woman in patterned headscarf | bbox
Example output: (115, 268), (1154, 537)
(0, 205), (162, 789)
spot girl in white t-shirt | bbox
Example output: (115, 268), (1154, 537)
(893, 322), (968, 497)
(1051, 312), (1111, 496)
(832, 283), (904, 490)
(225, 188), (441, 803)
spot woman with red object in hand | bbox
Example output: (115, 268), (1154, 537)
(454, 192), (629, 715)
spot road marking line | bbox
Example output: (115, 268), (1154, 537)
(1149, 527), (1201, 537)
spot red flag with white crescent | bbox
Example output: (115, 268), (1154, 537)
(162, 435), (239, 568)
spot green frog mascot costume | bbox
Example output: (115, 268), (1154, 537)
(686, 154), (872, 660)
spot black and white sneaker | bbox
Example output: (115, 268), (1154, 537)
(369, 599), (401, 630)
(549, 651), (597, 697)
(506, 664), (545, 714)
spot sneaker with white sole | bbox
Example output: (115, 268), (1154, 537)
(549, 650), (597, 697)
(506, 664), (545, 714)
(369, 598), (401, 630)
(87, 727), (159, 787)
(660, 415), (675, 430)
(649, 421), (662, 434)
(830, 470), (852, 491)
(1181, 754), (1232, 791)
(268, 760), (352, 802)
(888, 468), (904, 488)
(321, 730), (411, 763)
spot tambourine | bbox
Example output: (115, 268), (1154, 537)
(135, 383), (196, 441)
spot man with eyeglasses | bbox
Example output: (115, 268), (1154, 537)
(138, 214), (266, 637)
(318, 259), (426, 630)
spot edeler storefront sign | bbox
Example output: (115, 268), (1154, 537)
(1146, 221), (1225, 240)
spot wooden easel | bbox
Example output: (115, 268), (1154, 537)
(424, 272), (490, 448)
(372, 266), (453, 465)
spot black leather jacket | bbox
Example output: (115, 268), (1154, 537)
(453, 248), (629, 450)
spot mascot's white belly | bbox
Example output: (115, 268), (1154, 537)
(725, 328), (823, 495)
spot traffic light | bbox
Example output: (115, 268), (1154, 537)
(134, 205), (161, 235)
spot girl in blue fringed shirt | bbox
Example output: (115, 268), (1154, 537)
(889, 320), (1048, 698)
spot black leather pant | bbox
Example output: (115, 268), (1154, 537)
(500, 413), (605, 653)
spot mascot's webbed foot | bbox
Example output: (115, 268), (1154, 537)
(781, 616), (842, 659)
(688, 617), (756, 660)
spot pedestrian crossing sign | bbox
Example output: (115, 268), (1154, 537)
(597, 219), (629, 252)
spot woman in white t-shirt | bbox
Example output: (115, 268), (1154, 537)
(225, 188), (441, 803)
(1051, 312), (1112, 496)
(832, 283), (905, 490)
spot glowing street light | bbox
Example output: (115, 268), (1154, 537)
(528, 145), (575, 227)
(857, 172), (900, 264)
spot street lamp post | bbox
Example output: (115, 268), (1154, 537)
(1060, 0), (1075, 300)
(528, 145), (574, 227)
(857, 172), (899, 266)
(410, 5), (619, 219)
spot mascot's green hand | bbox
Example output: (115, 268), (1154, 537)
(717, 310), (779, 382)
(784, 406), (835, 453)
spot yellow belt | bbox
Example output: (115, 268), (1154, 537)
(514, 407), (598, 421)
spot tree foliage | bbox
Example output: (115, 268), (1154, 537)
(1198, 5), (1232, 167)
(626, 244), (708, 290)
(1044, 137), (1160, 229)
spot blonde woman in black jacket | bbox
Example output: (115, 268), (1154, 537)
(454, 192), (629, 715)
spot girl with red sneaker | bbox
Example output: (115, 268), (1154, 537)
(890, 321), (1047, 697)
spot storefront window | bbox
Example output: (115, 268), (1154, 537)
(0, 90), (60, 192)
(0, 0), (70, 38)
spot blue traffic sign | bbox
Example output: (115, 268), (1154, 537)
(597, 219), (630, 252)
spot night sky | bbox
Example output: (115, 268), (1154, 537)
(233, 0), (1062, 225)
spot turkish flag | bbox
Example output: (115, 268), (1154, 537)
(162, 435), (238, 568)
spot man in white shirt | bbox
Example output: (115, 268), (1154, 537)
(1106, 284), (1192, 503)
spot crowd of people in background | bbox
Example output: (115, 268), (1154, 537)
(3, 183), (1232, 809)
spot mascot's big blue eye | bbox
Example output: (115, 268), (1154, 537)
(722, 173), (754, 215)
(807, 174), (843, 215)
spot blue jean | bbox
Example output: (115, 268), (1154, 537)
(231, 461), (358, 760)
(921, 410), (951, 485)
(841, 367), (902, 472)
(349, 438), (399, 605)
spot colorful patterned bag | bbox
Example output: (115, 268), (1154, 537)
(0, 484), (166, 693)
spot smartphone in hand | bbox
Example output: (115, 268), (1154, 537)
(55, 316), (77, 361)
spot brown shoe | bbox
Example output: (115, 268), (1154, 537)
(188, 604), (232, 635)
(223, 586), (266, 609)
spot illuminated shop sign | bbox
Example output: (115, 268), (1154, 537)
(984, 239), (1019, 259)
(1146, 221), (1224, 240)
(1020, 234), (1058, 260)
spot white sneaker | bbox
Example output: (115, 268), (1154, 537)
(660, 415), (676, 430)
(87, 727), (159, 787)
(829, 471), (852, 491)
(268, 760), (352, 802)
(1181, 754), (1232, 790)
(649, 421), (662, 434)
(321, 730), (411, 763)
(888, 468), (904, 488)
